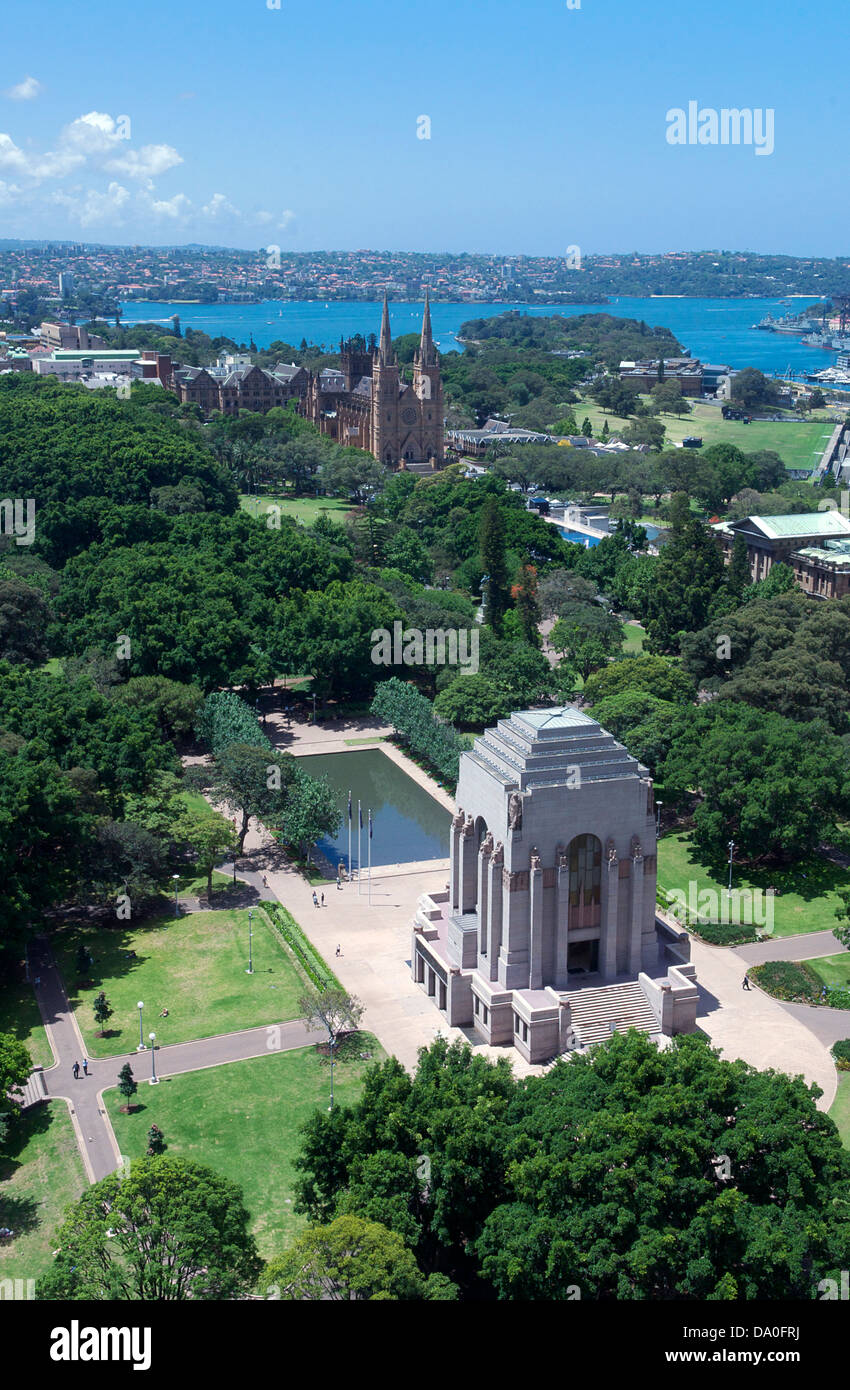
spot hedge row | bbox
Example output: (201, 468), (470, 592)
(371, 678), (462, 789)
(195, 691), (271, 757)
(750, 960), (823, 1004)
(263, 902), (337, 990)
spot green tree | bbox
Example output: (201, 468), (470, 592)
(299, 984), (364, 1048)
(511, 564), (542, 646)
(550, 603), (624, 681)
(93, 992), (113, 1038)
(644, 494), (725, 650)
(212, 743), (299, 854)
(178, 811), (237, 897)
(146, 1124), (167, 1156)
(582, 654), (696, 705)
(433, 676), (512, 730)
(39, 1156), (261, 1300)
(479, 498), (510, 634)
(276, 770), (341, 861)
(117, 1062), (138, 1112)
(0, 1032), (32, 1144)
(259, 1214), (448, 1301)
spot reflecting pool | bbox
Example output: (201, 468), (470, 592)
(298, 748), (450, 870)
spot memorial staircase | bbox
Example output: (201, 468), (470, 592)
(568, 981), (660, 1047)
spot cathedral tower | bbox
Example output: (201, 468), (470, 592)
(413, 289), (444, 464)
(370, 292), (401, 465)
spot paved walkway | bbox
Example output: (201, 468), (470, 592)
(689, 937), (838, 1109)
(734, 929), (844, 965)
(27, 937), (317, 1184)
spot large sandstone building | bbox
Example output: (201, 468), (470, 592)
(411, 708), (698, 1063)
(305, 293), (444, 469)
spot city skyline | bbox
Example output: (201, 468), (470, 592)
(1, 0), (847, 255)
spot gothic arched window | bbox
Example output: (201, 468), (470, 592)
(568, 834), (602, 908)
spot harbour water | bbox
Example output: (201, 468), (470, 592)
(119, 295), (837, 378)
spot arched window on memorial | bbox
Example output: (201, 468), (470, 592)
(568, 834), (602, 909)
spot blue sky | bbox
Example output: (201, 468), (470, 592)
(0, 0), (844, 255)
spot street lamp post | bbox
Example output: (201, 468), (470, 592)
(137, 1001), (146, 1051)
(728, 840), (735, 893)
(172, 874), (180, 918)
(149, 1033), (158, 1084)
(656, 800), (662, 836)
(246, 908), (254, 975)
(328, 1035), (336, 1111)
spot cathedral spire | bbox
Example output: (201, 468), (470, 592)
(419, 288), (436, 365)
(378, 292), (393, 365)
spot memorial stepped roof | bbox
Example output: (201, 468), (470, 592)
(466, 709), (644, 789)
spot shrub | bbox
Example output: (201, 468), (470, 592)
(750, 960), (821, 1004)
(831, 1039), (850, 1070)
(195, 691), (270, 757)
(690, 921), (758, 947)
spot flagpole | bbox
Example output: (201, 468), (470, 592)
(347, 789), (351, 885)
(368, 809), (372, 906)
(357, 800), (362, 895)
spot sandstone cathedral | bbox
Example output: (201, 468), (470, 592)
(304, 292), (444, 470)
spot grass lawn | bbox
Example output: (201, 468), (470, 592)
(107, 1036), (383, 1259)
(239, 494), (353, 526)
(657, 831), (850, 939)
(0, 1105), (87, 1289)
(344, 736), (386, 746)
(54, 909), (307, 1059)
(0, 972), (53, 1070)
(621, 622), (646, 654)
(829, 1073), (850, 1149)
(807, 955), (850, 990)
(571, 393), (832, 473)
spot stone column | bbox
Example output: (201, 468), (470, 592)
(628, 836), (645, 977)
(555, 847), (570, 989)
(477, 833), (493, 960)
(486, 842), (504, 982)
(528, 848), (544, 990)
(600, 839), (619, 981)
(499, 866), (530, 989)
(460, 815), (477, 914)
(449, 809), (464, 913)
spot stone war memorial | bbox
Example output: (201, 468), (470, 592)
(411, 708), (699, 1062)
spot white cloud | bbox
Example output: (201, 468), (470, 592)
(278, 209), (296, 230)
(146, 191), (192, 220)
(105, 143), (182, 184)
(0, 179), (22, 206)
(51, 181), (131, 227)
(201, 192), (241, 220)
(4, 76), (42, 101)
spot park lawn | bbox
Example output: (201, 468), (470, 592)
(621, 622), (646, 654)
(0, 1104), (88, 1289)
(239, 494), (353, 526)
(570, 393), (831, 472)
(657, 831), (850, 939)
(829, 1072), (850, 1149)
(344, 736), (386, 746)
(0, 972), (53, 1070)
(107, 1036), (384, 1259)
(53, 909), (307, 1060)
(807, 954), (850, 990)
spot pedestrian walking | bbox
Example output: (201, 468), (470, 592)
(72, 1061), (80, 1079)
(336, 879), (342, 890)
(34, 975), (41, 987)
(262, 874), (268, 888)
(335, 944), (341, 957)
(742, 975), (751, 991)
(82, 1058), (89, 1075)
(312, 891), (319, 908)
(321, 892), (325, 907)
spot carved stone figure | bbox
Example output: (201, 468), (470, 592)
(492, 840), (504, 866)
(508, 792), (523, 830)
(607, 838), (618, 864)
(530, 847), (541, 871)
(646, 780), (655, 814)
(630, 835), (642, 859)
(480, 831), (494, 856)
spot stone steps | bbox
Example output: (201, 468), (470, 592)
(568, 981), (659, 1047)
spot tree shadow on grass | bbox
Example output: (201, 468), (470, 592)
(677, 833), (850, 905)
